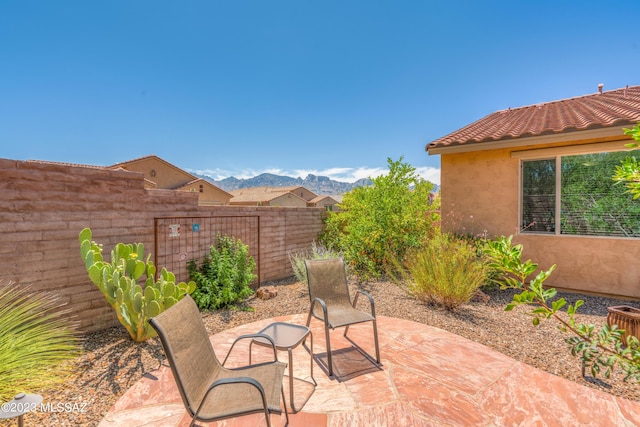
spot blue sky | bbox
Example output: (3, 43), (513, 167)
(1, 1), (638, 185)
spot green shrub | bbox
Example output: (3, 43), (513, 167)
(321, 157), (438, 279)
(288, 241), (343, 285)
(187, 234), (256, 310)
(404, 232), (488, 310)
(0, 282), (80, 402)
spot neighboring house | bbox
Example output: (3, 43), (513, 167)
(110, 155), (232, 206)
(229, 186), (309, 207)
(274, 185), (318, 202)
(427, 85), (640, 298)
(308, 195), (340, 211)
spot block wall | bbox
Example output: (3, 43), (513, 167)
(0, 159), (326, 332)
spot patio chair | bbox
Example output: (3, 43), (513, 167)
(304, 258), (381, 378)
(149, 295), (289, 427)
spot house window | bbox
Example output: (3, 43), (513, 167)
(199, 184), (204, 193)
(522, 159), (556, 233)
(521, 151), (640, 237)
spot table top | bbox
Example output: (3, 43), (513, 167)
(253, 321), (311, 349)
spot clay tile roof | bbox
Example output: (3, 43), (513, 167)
(25, 159), (107, 169)
(427, 85), (640, 151)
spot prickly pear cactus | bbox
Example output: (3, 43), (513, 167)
(79, 228), (195, 342)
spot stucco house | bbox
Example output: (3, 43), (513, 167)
(274, 185), (318, 202)
(308, 195), (340, 210)
(229, 186), (310, 207)
(110, 155), (232, 206)
(427, 85), (640, 298)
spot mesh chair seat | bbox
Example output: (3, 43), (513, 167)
(149, 295), (288, 427)
(197, 362), (286, 419)
(318, 303), (375, 329)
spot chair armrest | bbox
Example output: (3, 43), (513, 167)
(353, 290), (376, 318)
(310, 297), (328, 318)
(222, 333), (278, 366)
(194, 376), (267, 421)
(309, 297), (330, 327)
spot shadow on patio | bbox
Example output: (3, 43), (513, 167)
(98, 314), (640, 426)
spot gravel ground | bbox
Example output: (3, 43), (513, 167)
(11, 278), (640, 427)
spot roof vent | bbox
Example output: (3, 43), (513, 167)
(598, 83), (604, 94)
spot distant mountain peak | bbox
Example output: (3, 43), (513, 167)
(197, 172), (372, 195)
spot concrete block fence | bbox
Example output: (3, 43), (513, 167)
(0, 159), (326, 332)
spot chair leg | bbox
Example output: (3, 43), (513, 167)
(372, 319), (380, 364)
(324, 324), (333, 378)
(344, 320), (381, 366)
(281, 387), (289, 426)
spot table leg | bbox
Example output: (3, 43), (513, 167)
(309, 331), (315, 384)
(287, 347), (295, 412)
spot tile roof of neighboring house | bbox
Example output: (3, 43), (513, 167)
(232, 186), (316, 196)
(229, 187), (295, 203)
(427, 85), (640, 151)
(25, 159), (107, 169)
(269, 185), (307, 192)
(309, 195), (337, 204)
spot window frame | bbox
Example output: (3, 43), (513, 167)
(514, 142), (638, 238)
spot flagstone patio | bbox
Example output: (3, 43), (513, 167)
(98, 314), (640, 426)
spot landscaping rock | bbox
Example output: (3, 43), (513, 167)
(471, 289), (491, 303)
(256, 286), (278, 300)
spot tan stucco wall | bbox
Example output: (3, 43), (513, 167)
(440, 147), (519, 237)
(269, 193), (308, 207)
(295, 187), (317, 201)
(120, 157), (194, 189)
(516, 234), (640, 298)
(179, 181), (232, 205)
(440, 141), (640, 299)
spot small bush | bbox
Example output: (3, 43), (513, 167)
(404, 232), (488, 310)
(187, 234), (256, 310)
(288, 241), (343, 285)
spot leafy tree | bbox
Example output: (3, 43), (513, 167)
(321, 157), (438, 278)
(613, 122), (640, 199)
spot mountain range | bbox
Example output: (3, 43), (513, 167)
(198, 173), (373, 195)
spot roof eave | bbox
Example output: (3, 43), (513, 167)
(427, 125), (631, 155)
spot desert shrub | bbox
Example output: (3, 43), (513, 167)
(0, 281), (80, 402)
(288, 241), (343, 285)
(321, 157), (438, 279)
(404, 232), (488, 310)
(187, 234), (256, 310)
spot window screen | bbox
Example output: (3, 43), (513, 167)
(561, 152), (640, 237)
(522, 152), (640, 237)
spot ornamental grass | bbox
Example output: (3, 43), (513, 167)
(0, 281), (80, 403)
